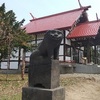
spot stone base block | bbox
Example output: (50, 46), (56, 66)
(22, 86), (65, 100)
(29, 60), (60, 89)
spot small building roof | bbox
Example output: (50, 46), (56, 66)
(67, 20), (100, 39)
(24, 6), (90, 34)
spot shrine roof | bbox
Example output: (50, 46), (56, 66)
(24, 6), (90, 34)
(67, 20), (100, 39)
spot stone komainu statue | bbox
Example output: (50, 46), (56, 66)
(30, 30), (63, 63)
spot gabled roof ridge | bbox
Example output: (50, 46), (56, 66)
(30, 6), (91, 22)
(77, 19), (100, 26)
(87, 19), (100, 23)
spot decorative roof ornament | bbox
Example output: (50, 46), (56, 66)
(78, 0), (82, 8)
(96, 13), (99, 21)
(30, 13), (35, 20)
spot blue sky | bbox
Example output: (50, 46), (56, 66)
(0, 0), (100, 25)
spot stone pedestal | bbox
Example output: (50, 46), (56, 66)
(28, 60), (60, 89)
(22, 60), (65, 100)
(22, 87), (65, 100)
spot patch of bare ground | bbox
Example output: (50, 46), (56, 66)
(60, 74), (100, 100)
(0, 74), (100, 100)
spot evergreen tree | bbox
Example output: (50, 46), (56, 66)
(0, 3), (34, 80)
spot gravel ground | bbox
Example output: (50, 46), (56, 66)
(60, 73), (100, 100)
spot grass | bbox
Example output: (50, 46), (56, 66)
(0, 74), (88, 100)
(0, 74), (28, 100)
(60, 77), (86, 87)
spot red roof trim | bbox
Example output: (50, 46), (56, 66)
(30, 6), (91, 22)
(67, 20), (100, 39)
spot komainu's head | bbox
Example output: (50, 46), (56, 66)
(44, 30), (63, 41)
